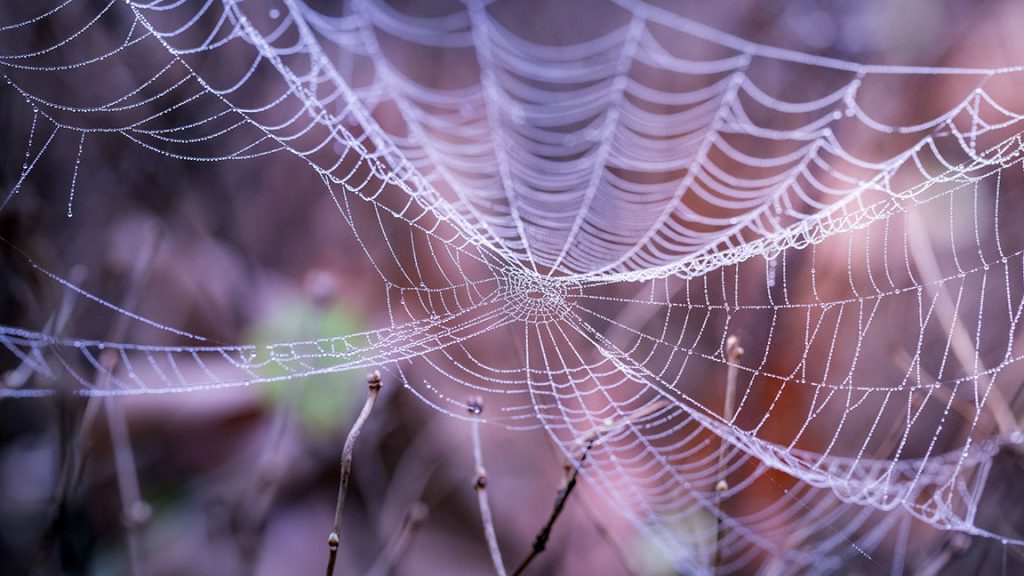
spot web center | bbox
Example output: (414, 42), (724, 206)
(503, 273), (580, 323)
(525, 289), (545, 300)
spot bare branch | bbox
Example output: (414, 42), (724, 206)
(714, 335), (743, 571)
(510, 450), (585, 576)
(576, 399), (671, 449)
(102, 355), (150, 576)
(230, 403), (296, 573)
(512, 399), (669, 576)
(94, 228), (160, 576)
(326, 370), (383, 576)
(468, 397), (507, 576)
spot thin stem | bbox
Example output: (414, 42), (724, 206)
(512, 400), (668, 576)
(468, 397), (507, 576)
(714, 335), (743, 571)
(326, 370), (383, 576)
(103, 369), (148, 576)
(231, 401), (297, 573)
(90, 228), (159, 576)
(233, 274), (329, 571)
(511, 447), (587, 576)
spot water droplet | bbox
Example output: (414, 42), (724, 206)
(767, 258), (778, 288)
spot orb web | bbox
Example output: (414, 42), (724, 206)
(3, 0), (1024, 573)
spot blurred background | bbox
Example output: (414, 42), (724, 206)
(3, 1), (1024, 575)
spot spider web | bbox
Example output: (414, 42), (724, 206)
(3, 0), (1024, 573)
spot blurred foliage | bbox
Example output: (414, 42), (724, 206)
(632, 508), (716, 575)
(245, 294), (365, 437)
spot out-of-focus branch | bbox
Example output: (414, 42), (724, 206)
(468, 397), (507, 576)
(892, 348), (977, 423)
(232, 271), (337, 572)
(93, 227), (159, 576)
(906, 213), (1017, 437)
(326, 370), (383, 576)
(101, 354), (150, 576)
(714, 336), (743, 571)
(230, 403), (296, 573)
(510, 447), (586, 576)
(512, 399), (669, 576)
(365, 501), (429, 576)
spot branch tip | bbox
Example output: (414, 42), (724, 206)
(470, 405), (507, 576)
(725, 335), (743, 362)
(326, 369), (383, 576)
(366, 369), (382, 389)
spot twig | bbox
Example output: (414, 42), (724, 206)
(511, 447), (587, 576)
(512, 399), (669, 576)
(102, 357), (150, 576)
(365, 416), (439, 576)
(233, 271), (334, 571)
(326, 370), (383, 576)
(468, 397), (507, 576)
(714, 336), (743, 571)
(230, 402), (297, 573)
(85, 228), (159, 576)
(372, 415), (444, 543)
(29, 269), (90, 570)
(576, 399), (671, 449)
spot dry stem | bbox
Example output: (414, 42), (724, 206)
(83, 228), (159, 576)
(325, 370), (383, 576)
(512, 399), (669, 576)
(469, 397), (507, 576)
(714, 335), (743, 571)
(510, 448), (587, 576)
